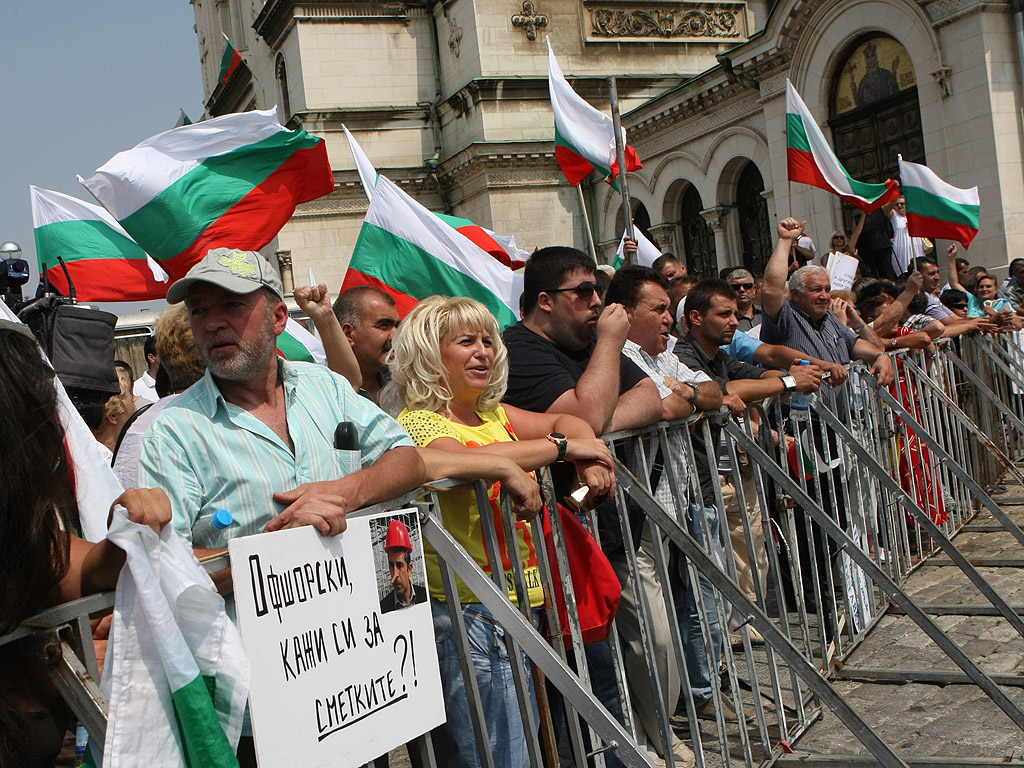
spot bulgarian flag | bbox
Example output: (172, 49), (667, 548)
(786, 80), (899, 212)
(276, 317), (327, 365)
(30, 185), (170, 302)
(342, 175), (523, 327)
(547, 38), (642, 186)
(343, 125), (529, 270)
(80, 108), (334, 281)
(217, 34), (242, 88)
(613, 225), (662, 270)
(898, 155), (980, 248)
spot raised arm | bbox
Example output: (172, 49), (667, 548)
(762, 217), (806, 322)
(848, 212), (865, 255)
(871, 270), (924, 337)
(295, 283), (362, 389)
(945, 243), (964, 291)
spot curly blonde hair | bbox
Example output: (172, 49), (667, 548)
(155, 304), (205, 392)
(381, 296), (508, 417)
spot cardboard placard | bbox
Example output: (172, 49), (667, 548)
(826, 252), (859, 292)
(229, 510), (444, 767)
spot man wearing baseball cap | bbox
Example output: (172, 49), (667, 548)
(139, 247), (426, 573)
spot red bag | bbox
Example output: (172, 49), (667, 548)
(543, 503), (622, 650)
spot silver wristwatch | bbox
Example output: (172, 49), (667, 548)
(688, 382), (700, 402)
(781, 374), (798, 393)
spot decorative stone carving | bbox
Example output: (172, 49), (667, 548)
(647, 223), (678, 253)
(512, 1), (548, 41)
(276, 250), (294, 296)
(585, 4), (746, 42)
(931, 66), (953, 98)
(448, 16), (463, 58)
(700, 206), (730, 232)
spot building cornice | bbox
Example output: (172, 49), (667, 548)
(207, 61), (256, 116)
(253, 0), (413, 49)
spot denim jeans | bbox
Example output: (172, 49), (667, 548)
(431, 599), (539, 768)
(674, 505), (724, 708)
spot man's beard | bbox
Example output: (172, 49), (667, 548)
(201, 311), (277, 382)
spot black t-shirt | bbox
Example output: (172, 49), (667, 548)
(502, 321), (648, 413)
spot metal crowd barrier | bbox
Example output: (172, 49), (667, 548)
(7, 328), (1024, 768)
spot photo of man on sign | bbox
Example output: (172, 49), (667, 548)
(378, 518), (428, 613)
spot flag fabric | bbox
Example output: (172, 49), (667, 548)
(96, 511), (249, 768)
(217, 34), (242, 88)
(80, 108), (334, 281)
(174, 109), (193, 128)
(30, 185), (170, 302)
(435, 213), (528, 270)
(898, 155), (980, 248)
(276, 317), (327, 365)
(343, 124), (380, 202)
(342, 125), (528, 270)
(547, 38), (642, 186)
(613, 226), (662, 270)
(342, 176), (523, 327)
(786, 80), (899, 212)
(0, 301), (123, 541)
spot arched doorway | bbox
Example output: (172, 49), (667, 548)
(735, 162), (772, 275)
(829, 35), (925, 235)
(680, 185), (717, 278)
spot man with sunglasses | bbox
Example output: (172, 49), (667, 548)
(726, 268), (762, 333)
(883, 193), (928, 277)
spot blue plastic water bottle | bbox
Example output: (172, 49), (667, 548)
(74, 724), (88, 767)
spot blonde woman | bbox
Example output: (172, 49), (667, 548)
(382, 295), (614, 768)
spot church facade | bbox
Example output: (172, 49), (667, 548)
(191, 0), (1024, 284)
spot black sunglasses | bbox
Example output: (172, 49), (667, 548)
(950, 303), (968, 310)
(545, 281), (603, 300)
(730, 282), (755, 291)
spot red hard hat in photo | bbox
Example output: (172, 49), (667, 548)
(385, 519), (412, 551)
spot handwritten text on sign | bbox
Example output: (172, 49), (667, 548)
(229, 510), (444, 767)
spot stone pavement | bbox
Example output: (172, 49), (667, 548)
(777, 488), (1024, 766)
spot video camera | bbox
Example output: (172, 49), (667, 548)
(0, 257), (30, 310)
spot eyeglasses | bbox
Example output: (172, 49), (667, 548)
(950, 303), (968, 310)
(832, 236), (846, 242)
(730, 282), (754, 291)
(545, 281), (603, 301)
(896, 201), (906, 207)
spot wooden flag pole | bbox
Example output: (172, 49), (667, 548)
(577, 184), (599, 261)
(607, 76), (634, 263)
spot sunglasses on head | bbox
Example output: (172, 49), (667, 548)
(545, 281), (603, 300)
(730, 282), (754, 291)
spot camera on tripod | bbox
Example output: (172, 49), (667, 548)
(0, 241), (30, 310)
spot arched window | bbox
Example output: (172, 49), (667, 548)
(829, 35), (924, 233)
(276, 54), (291, 123)
(736, 162), (772, 275)
(680, 185), (717, 278)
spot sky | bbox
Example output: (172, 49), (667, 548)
(2, 2), (205, 310)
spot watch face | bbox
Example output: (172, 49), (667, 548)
(549, 432), (567, 442)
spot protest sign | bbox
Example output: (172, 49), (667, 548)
(825, 251), (859, 292)
(229, 509), (443, 767)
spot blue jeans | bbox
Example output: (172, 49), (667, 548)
(674, 505), (724, 708)
(431, 599), (539, 768)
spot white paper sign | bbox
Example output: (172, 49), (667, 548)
(229, 510), (444, 767)
(825, 251), (859, 292)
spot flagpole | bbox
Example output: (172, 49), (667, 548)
(607, 77), (634, 257)
(577, 184), (599, 261)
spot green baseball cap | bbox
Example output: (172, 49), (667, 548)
(166, 248), (285, 304)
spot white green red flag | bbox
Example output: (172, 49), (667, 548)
(217, 34), (242, 88)
(80, 108), (334, 281)
(786, 80), (898, 212)
(547, 38), (642, 186)
(613, 226), (662, 270)
(897, 155), (980, 248)
(342, 175), (523, 327)
(30, 185), (169, 302)
(342, 125), (529, 269)
(276, 317), (327, 365)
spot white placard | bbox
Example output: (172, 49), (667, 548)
(825, 251), (859, 292)
(229, 510), (444, 767)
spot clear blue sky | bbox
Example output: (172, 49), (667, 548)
(2, 2), (204, 303)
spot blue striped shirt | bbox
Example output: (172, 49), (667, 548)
(138, 360), (413, 548)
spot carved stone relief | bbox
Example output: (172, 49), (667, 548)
(584, 3), (747, 43)
(512, 1), (548, 41)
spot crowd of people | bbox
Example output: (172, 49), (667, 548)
(3, 192), (1020, 768)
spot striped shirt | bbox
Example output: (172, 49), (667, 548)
(760, 300), (858, 420)
(138, 360), (413, 548)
